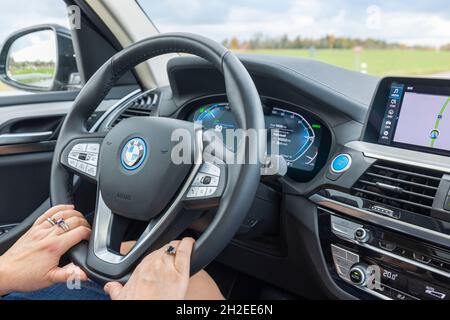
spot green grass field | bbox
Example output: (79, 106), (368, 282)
(9, 67), (54, 76)
(1, 49), (450, 92)
(242, 49), (450, 76)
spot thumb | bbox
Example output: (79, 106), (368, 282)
(62, 264), (88, 282)
(104, 282), (123, 300)
(47, 266), (83, 284)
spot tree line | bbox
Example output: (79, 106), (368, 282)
(222, 33), (443, 50)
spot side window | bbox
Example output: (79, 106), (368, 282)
(0, 0), (81, 96)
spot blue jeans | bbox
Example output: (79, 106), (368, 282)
(3, 281), (110, 300)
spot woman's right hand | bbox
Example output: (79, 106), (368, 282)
(0, 205), (91, 296)
(105, 237), (195, 300)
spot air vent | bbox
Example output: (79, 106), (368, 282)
(352, 160), (443, 216)
(110, 92), (158, 128)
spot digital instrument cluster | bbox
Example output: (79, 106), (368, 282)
(187, 99), (330, 177)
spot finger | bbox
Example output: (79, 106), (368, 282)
(51, 210), (85, 223)
(161, 240), (181, 267)
(51, 216), (90, 236)
(57, 226), (91, 254)
(47, 265), (87, 284)
(39, 210), (84, 230)
(104, 282), (123, 300)
(62, 263), (88, 281)
(140, 240), (178, 265)
(34, 205), (75, 225)
(174, 237), (195, 274)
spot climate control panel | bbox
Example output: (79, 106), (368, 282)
(319, 209), (450, 300)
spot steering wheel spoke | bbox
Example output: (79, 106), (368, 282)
(86, 179), (197, 279)
(59, 133), (105, 182)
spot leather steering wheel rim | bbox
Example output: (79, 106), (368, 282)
(50, 33), (265, 284)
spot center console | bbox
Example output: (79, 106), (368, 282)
(311, 77), (450, 300)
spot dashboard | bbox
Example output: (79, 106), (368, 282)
(316, 76), (450, 301)
(182, 96), (331, 182)
(93, 55), (450, 301)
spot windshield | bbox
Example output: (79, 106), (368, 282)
(137, 0), (450, 78)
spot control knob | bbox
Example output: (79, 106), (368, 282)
(354, 228), (371, 243)
(349, 263), (370, 286)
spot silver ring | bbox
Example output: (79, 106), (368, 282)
(55, 217), (70, 232)
(166, 245), (177, 256)
(46, 218), (57, 226)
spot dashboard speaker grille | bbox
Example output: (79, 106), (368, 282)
(110, 92), (157, 128)
(352, 160), (443, 216)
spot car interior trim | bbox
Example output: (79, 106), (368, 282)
(346, 140), (450, 173)
(88, 89), (141, 132)
(85, 0), (173, 88)
(310, 194), (450, 247)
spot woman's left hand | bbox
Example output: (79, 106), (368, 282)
(0, 205), (91, 295)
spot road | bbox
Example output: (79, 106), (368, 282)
(431, 97), (450, 147)
(428, 71), (450, 78)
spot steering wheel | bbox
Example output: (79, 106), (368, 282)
(50, 33), (265, 284)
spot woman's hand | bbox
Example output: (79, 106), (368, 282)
(105, 237), (195, 300)
(0, 205), (91, 295)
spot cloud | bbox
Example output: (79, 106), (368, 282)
(139, 0), (450, 46)
(1, 0), (449, 48)
(141, 0), (295, 25)
(11, 31), (56, 62)
(0, 0), (68, 45)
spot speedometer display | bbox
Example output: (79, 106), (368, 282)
(191, 101), (324, 172)
(266, 108), (320, 171)
(193, 103), (236, 139)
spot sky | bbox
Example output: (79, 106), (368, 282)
(0, 0), (450, 48)
(0, 0), (68, 44)
(10, 31), (56, 62)
(139, 0), (450, 47)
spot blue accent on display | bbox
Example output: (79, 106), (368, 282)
(193, 103), (321, 172)
(121, 137), (148, 171)
(389, 84), (404, 99)
(331, 154), (351, 173)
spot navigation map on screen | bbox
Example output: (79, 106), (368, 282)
(393, 92), (450, 150)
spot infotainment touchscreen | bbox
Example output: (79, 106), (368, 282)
(369, 77), (450, 155)
(392, 88), (450, 149)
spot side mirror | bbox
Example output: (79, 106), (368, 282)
(0, 24), (80, 92)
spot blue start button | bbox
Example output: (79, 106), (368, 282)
(331, 154), (352, 174)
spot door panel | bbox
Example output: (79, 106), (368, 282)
(0, 115), (63, 145)
(0, 152), (53, 224)
(0, 97), (123, 228)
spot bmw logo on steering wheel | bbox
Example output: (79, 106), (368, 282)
(121, 137), (148, 171)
